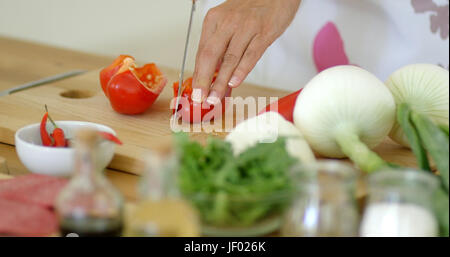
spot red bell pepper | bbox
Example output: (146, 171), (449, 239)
(100, 55), (133, 94)
(259, 89), (303, 123)
(100, 55), (167, 115)
(173, 73), (231, 124)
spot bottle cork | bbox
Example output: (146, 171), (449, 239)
(0, 156), (9, 175)
(75, 129), (100, 148)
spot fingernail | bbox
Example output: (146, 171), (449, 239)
(228, 76), (241, 88)
(192, 88), (203, 103)
(206, 91), (220, 105)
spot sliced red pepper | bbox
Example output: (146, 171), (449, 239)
(259, 89), (303, 123)
(101, 56), (167, 115)
(100, 55), (134, 94)
(98, 131), (123, 145)
(40, 112), (53, 146)
(172, 72), (231, 123)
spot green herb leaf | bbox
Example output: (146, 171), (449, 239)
(176, 133), (297, 226)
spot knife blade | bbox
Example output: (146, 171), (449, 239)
(172, 0), (197, 126)
(0, 69), (86, 97)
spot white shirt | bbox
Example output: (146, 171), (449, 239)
(200, 0), (449, 91)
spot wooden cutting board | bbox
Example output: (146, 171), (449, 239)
(0, 66), (287, 174)
(0, 36), (112, 92)
(0, 66), (419, 175)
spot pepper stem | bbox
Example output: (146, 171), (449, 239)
(334, 124), (388, 173)
(45, 105), (58, 128)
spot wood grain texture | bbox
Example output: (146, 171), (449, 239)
(0, 36), (113, 91)
(0, 155), (9, 175)
(0, 67), (287, 175)
(0, 143), (139, 201)
(0, 37), (420, 178)
(0, 173), (12, 180)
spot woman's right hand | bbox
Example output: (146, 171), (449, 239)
(192, 0), (302, 105)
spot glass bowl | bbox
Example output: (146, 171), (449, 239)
(183, 190), (294, 237)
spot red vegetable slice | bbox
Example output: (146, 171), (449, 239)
(259, 89), (302, 123)
(0, 198), (58, 236)
(98, 131), (123, 145)
(172, 74), (231, 123)
(100, 55), (134, 94)
(101, 55), (167, 115)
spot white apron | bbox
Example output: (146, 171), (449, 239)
(199, 0), (449, 91)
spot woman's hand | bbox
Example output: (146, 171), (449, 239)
(192, 0), (302, 104)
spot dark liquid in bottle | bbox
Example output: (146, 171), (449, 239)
(59, 216), (123, 237)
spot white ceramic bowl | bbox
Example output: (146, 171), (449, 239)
(15, 121), (117, 177)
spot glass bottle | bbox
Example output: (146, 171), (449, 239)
(360, 169), (439, 237)
(281, 161), (359, 237)
(55, 129), (124, 237)
(124, 151), (200, 237)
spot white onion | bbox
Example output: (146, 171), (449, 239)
(226, 112), (316, 164)
(293, 66), (395, 172)
(386, 64), (449, 147)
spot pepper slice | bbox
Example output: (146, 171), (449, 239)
(173, 72), (231, 123)
(259, 89), (303, 123)
(98, 131), (123, 145)
(100, 55), (134, 94)
(101, 55), (167, 115)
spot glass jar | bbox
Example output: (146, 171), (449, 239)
(124, 151), (200, 237)
(360, 169), (439, 237)
(281, 161), (359, 237)
(56, 129), (124, 237)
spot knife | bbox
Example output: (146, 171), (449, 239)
(172, 0), (197, 126)
(0, 69), (86, 97)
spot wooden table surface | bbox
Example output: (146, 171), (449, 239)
(0, 37), (139, 201)
(0, 36), (289, 176)
(0, 36), (112, 91)
(0, 37), (286, 200)
(0, 36), (419, 202)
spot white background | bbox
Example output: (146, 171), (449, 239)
(0, 0), (203, 73)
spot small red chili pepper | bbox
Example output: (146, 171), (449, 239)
(52, 128), (66, 147)
(98, 131), (123, 145)
(40, 112), (53, 146)
(45, 105), (67, 148)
